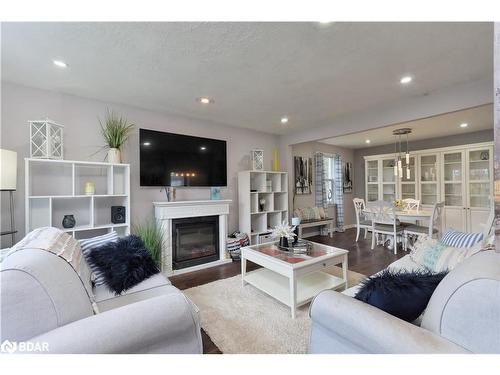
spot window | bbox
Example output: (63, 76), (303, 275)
(323, 155), (335, 206)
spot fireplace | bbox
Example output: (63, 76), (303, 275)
(172, 215), (220, 270)
(154, 200), (231, 274)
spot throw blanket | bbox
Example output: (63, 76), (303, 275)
(5, 227), (99, 313)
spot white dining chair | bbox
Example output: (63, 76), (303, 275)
(482, 208), (495, 238)
(403, 201), (444, 251)
(353, 198), (372, 242)
(400, 198), (421, 226)
(402, 198), (420, 211)
(371, 201), (404, 254)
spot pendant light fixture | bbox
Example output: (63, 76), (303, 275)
(393, 128), (412, 179)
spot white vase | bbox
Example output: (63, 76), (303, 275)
(107, 148), (121, 163)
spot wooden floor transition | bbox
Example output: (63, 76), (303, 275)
(169, 227), (405, 354)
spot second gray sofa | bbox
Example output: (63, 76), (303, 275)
(308, 250), (500, 353)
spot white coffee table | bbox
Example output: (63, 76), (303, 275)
(241, 241), (348, 318)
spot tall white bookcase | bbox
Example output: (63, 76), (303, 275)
(238, 170), (289, 245)
(25, 158), (130, 239)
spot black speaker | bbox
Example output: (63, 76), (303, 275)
(111, 206), (126, 224)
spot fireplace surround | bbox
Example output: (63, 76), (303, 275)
(153, 200), (232, 275)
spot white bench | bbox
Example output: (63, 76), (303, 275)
(297, 218), (335, 238)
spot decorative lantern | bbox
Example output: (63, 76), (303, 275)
(251, 149), (264, 170)
(29, 118), (64, 159)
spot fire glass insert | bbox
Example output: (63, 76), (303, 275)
(172, 215), (219, 270)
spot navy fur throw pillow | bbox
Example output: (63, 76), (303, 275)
(354, 269), (448, 322)
(86, 235), (160, 295)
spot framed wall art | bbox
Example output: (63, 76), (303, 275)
(343, 162), (353, 193)
(294, 156), (312, 195)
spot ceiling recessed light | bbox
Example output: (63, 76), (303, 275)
(197, 97), (213, 104)
(365, 139), (371, 144)
(142, 142), (151, 146)
(53, 60), (68, 68)
(460, 123), (468, 128)
(280, 117), (289, 124)
(200, 146), (206, 150)
(400, 76), (413, 84)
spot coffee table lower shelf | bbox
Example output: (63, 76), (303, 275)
(243, 268), (345, 310)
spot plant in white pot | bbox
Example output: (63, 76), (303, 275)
(271, 221), (296, 248)
(99, 110), (134, 163)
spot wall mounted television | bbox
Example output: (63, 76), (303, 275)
(139, 128), (227, 187)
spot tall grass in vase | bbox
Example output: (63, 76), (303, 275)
(132, 220), (164, 268)
(99, 109), (134, 163)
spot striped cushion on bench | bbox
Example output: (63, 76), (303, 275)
(293, 207), (324, 221)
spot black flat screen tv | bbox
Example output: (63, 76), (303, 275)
(139, 128), (227, 187)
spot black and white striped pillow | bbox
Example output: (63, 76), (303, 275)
(79, 232), (119, 287)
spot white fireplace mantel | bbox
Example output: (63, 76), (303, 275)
(153, 200), (232, 275)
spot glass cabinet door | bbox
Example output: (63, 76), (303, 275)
(382, 158), (396, 202)
(401, 156), (416, 200)
(467, 148), (491, 208)
(367, 184), (379, 202)
(443, 151), (464, 207)
(419, 154), (438, 205)
(366, 160), (379, 202)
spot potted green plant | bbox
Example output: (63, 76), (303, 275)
(132, 220), (164, 268)
(99, 109), (134, 163)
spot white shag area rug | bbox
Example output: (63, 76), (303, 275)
(184, 267), (366, 354)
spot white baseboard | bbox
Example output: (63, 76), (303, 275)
(343, 224), (356, 229)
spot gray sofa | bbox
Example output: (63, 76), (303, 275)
(1, 248), (202, 354)
(309, 250), (500, 353)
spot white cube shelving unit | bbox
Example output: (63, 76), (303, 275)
(25, 158), (130, 239)
(238, 170), (289, 245)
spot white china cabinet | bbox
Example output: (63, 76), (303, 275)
(364, 142), (493, 232)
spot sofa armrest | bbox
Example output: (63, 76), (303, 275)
(31, 293), (202, 354)
(309, 290), (470, 354)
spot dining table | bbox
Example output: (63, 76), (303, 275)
(361, 207), (433, 249)
(362, 207), (433, 221)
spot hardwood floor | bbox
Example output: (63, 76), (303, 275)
(169, 227), (406, 354)
(308, 227), (405, 276)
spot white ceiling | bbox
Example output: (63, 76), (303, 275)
(1, 22), (493, 135)
(320, 104), (493, 149)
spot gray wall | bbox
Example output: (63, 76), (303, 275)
(291, 141), (355, 226)
(0, 82), (279, 247)
(353, 129), (494, 200)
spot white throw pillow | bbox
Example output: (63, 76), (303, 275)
(410, 235), (485, 273)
